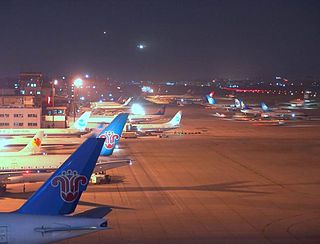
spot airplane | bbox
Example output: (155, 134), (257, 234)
(145, 94), (203, 105)
(239, 100), (263, 116)
(90, 97), (133, 110)
(0, 131), (44, 156)
(0, 111), (91, 137)
(280, 98), (320, 110)
(130, 111), (182, 134)
(87, 105), (166, 125)
(0, 137), (111, 243)
(0, 113), (130, 192)
(260, 102), (304, 119)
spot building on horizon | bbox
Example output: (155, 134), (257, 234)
(15, 72), (43, 96)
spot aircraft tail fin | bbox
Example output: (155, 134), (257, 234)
(71, 111), (91, 131)
(240, 100), (247, 109)
(96, 113), (129, 156)
(166, 111), (182, 126)
(123, 97), (132, 106)
(18, 131), (44, 156)
(261, 102), (269, 112)
(206, 95), (216, 105)
(235, 99), (241, 108)
(17, 137), (105, 216)
(154, 105), (166, 115)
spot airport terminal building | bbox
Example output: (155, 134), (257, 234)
(0, 107), (41, 129)
(0, 95), (41, 129)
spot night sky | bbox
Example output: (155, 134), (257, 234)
(0, 0), (320, 81)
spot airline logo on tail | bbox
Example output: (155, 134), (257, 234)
(32, 137), (41, 147)
(99, 131), (120, 150)
(51, 170), (88, 203)
(78, 118), (86, 127)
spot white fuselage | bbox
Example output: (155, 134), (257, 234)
(0, 155), (125, 184)
(88, 114), (162, 124)
(132, 122), (179, 132)
(0, 128), (84, 137)
(0, 213), (106, 244)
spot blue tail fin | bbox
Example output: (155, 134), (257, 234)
(240, 100), (247, 109)
(96, 113), (129, 156)
(206, 95), (216, 105)
(261, 102), (269, 112)
(17, 137), (105, 216)
(71, 111), (91, 131)
(154, 105), (166, 115)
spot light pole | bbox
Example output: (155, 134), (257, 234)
(73, 78), (83, 122)
(51, 79), (58, 128)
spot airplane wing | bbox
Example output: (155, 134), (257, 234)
(95, 158), (133, 172)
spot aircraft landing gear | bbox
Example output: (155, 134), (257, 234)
(105, 175), (111, 184)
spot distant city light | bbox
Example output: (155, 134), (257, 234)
(85, 74), (89, 78)
(103, 31), (107, 35)
(54, 79), (58, 85)
(137, 44), (146, 49)
(80, 96), (85, 101)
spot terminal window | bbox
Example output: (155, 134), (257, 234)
(28, 114), (37, 118)
(0, 114), (9, 118)
(14, 114), (24, 118)
(0, 123), (9, 126)
(27, 123), (38, 126)
(13, 122), (23, 126)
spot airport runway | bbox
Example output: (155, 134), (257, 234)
(1, 105), (320, 243)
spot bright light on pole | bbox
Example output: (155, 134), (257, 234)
(73, 78), (83, 122)
(73, 78), (83, 88)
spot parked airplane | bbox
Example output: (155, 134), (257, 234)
(130, 111), (182, 133)
(280, 98), (320, 110)
(0, 137), (110, 243)
(260, 102), (303, 118)
(87, 105), (166, 125)
(0, 113), (130, 192)
(90, 97), (132, 110)
(0, 111), (91, 137)
(0, 131), (44, 156)
(239, 101), (263, 116)
(145, 94), (203, 105)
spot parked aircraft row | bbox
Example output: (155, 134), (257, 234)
(0, 113), (131, 192)
(203, 93), (314, 120)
